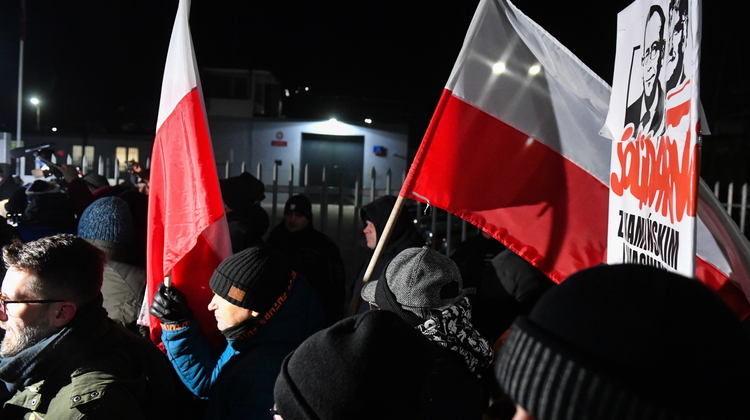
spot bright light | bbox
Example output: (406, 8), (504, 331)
(492, 62), (507, 74)
(328, 118), (337, 122)
(51, 127), (58, 132)
(30, 97), (39, 105)
(364, 118), (372, 124)
(528, 64), (542, 76)
(284, 89), (290, 97)
(305, 87), (310, 92)
(525, 137), (535, 147)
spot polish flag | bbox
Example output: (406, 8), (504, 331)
(146, 0), (232, 347)
(401, 0), (750, 317)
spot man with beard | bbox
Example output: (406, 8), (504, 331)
(0, 234), (188, 419)
(624, 5), (666, 137)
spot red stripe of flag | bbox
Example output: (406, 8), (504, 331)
(146, 0), (231, 348)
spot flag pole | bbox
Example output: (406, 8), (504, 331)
(348, 195), (407, 316)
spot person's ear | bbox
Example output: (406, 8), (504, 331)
(51, 302), (77, 328)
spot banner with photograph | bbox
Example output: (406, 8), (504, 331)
(605, 0), (700, 276)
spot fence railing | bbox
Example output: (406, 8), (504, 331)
(229, 160), (478, 256)
(16, 154), (750, 255)
(712, 181), (750, 234)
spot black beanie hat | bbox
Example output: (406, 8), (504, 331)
(495, 264), (750, 420)
(284, 195), (313, 222)
(219, 172), (265, 212)
(274, 310), (436, 420)
(209, 245), (291, 313)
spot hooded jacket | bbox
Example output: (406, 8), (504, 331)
(351, 195), (425, 314)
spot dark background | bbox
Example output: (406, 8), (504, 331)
(0, 0), (747, 183)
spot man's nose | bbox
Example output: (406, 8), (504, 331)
(207, 296), (218, 311)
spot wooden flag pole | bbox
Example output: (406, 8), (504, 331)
(347, 195), (407, 316)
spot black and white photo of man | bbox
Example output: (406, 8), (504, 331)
(666, 0), (688, 92)
(624, 5), (666, 137)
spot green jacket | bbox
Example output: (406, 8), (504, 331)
(4, 373), (149, 419)
(0, 298), (191, 419)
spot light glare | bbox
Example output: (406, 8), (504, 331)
(492, 62), (507, 74)
(528, 64), (542, 76)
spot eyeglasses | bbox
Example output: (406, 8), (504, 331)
(642, 40), (664, 62)
(0, 294), (65, 313)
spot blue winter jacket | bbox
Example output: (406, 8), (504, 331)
(161, 276), (325, 420)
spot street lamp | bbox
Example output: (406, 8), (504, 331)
(30, 97), (40, 130)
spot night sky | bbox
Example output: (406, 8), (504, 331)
(0, 0), (747, 151)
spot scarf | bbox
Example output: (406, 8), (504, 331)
(374, 278), (492, 372)
(0, 295), (109, 394)
(416, 297), (493, 373)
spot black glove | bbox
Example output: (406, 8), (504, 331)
(150, 283), (192, 324)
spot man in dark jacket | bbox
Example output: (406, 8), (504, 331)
(350, 195), (424, 314)
(150, 244), (325, 420)
(361, 247), (493, 420)
(0, 234), (188, 419)
(267, 195), (346, 325)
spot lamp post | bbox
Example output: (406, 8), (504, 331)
(30, 97), (40, 130)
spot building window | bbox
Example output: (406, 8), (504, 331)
(116, 147), (140, 172)
(84, 146), (95, 173)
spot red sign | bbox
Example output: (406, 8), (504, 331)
(271, 140), (287, 147)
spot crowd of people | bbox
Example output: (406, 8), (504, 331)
(1, 166), (750, 419)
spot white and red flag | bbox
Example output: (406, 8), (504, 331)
(146, 0), (232, 347)
(400, 0), (750, 317)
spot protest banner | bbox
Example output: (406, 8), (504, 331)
(604, 0), (700, 277)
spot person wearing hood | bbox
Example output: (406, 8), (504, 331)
(266, 195), (346, 326)
(350, 195), (425, 314)
(150, 244), (324, 420)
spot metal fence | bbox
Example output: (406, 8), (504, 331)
(712, 181), (750, 234)
(18, 154), (750, 254)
